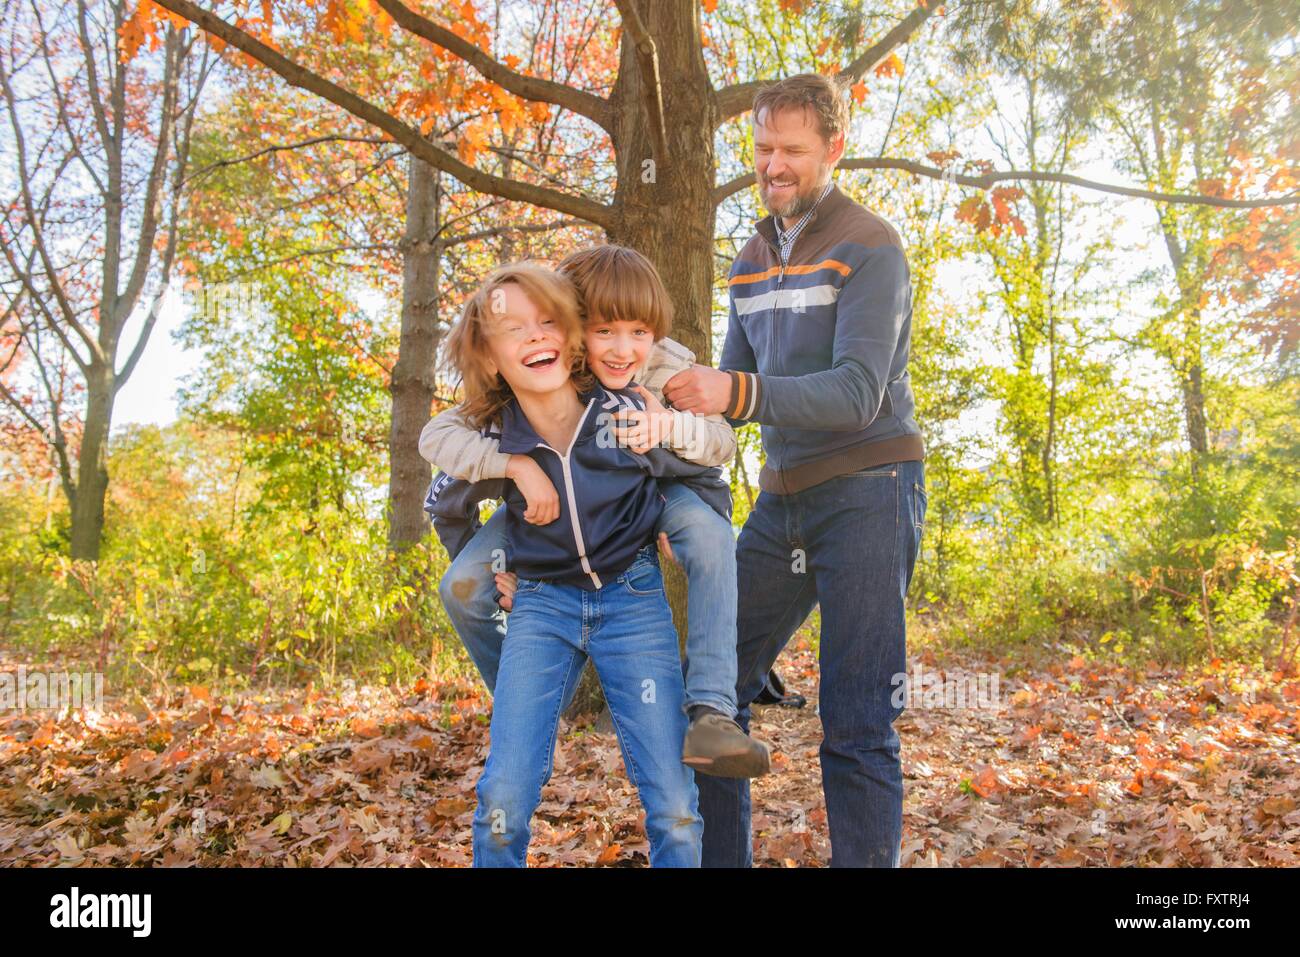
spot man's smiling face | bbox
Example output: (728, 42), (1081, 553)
(753, 104), (845, 222)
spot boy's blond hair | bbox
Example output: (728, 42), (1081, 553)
(557, 245), (674, 340)
(444, 261), (594, 430)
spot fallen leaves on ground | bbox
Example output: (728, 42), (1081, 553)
(1, 642), (1297, 867)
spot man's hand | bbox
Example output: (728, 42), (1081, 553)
(506, 455), (560, 525)
(612, 385), (674, 453)
(662, 364), (733, 417)
(494, 571), (518, 612)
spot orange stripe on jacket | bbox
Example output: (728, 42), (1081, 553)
(728, 259), (853, 286)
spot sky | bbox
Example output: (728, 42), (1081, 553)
(113, 285), (200, 428)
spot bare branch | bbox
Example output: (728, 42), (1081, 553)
(447, 217), (585, 246)
(613, 0), (670, 168)
(116, 26), (181, 336)
(76, 0), (113, 165)
(712, 0), (939, 122)
(834, 1), (939, 87)
(374, 0), (611, 130)
(182, 135), (393, 189)
(711, 157), (1300, 209)
(0, 56), (104, 363)
(113, 286), (164, 388)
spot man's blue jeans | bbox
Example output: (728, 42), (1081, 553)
(438, 482), (739, 717)
(471, 545), (702, 867)
(698, 461), (926, 868)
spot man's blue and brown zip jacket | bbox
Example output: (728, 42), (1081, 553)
(720, 181), (925, 494)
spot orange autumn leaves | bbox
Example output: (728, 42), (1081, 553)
(122, 0), (552, 164)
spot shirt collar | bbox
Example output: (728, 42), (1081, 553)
(759, 179), (839, 249)
(496, 385), (606, 455)
(773, 179), (834, 242)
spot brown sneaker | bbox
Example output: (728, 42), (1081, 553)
(682, 711), (772, 778)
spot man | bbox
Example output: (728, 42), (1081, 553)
(662, 73), (927, 867)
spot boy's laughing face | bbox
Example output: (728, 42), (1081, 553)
(483, 282), (572, 397)
(585, 316), (654, 390)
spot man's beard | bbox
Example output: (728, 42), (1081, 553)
(760, 163), (831, 219)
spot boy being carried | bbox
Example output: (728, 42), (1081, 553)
(423, 245), (769, 778)
(432, 262), (700, 865)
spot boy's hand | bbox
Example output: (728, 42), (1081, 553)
(506, 455), (560, 525)
(613, 386), (674, 454)
(657, 532), (677, 564)
(494, 571), (518, 612)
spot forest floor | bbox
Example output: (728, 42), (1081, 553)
(2, 631), (1298, 867)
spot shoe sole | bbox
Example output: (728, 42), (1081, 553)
(683, 746), (771, 779)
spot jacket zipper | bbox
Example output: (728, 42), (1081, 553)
(770, 228), (796, 494)
(536, 397), (601, 588)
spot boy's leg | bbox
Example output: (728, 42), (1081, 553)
(471, 579), (587, 867)
(438, 506), (509, 693)
(655, 482), (738, 717)
(657, 483), (771, 778)
(587, 547), (701, 867)
(697, 489), (819, 867)
(437, 508), (582, 715)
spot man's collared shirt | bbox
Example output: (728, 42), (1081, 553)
(772, 179), (834, 265)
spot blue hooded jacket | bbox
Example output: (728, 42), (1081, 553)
(424, 382), (732, 590)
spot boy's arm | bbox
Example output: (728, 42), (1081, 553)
(423, 471), (507, 562)
(664, 410), (736, 467)
(638, 338), (737, 467)
(420, 407), (561, 525)
(418, 406), (512, 483)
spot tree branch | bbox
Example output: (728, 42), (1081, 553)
(447, 217), (585, 246)
(711, 157), (1300, 209)
(712, 0), (939, 123)
(374, 0), (611, 131)
(834, 1), (940, 87)
(116, 27), (181, 337)
(182, 135), (392, 189)
(151, 0), (615, 228)
(613, 0), (670, 168)
(0, 57), (104, 364)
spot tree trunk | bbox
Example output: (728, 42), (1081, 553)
(1183, 368), (1208, 457)
(604, 0), (718, 364)
(69, 362), (115, 561)
(386, 155), (443, 550)
(1181, 307), (1209, 468)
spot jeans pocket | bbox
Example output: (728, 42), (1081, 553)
(843, 465), (898, 478)
(621, 560), (663, 597)
(912, 481), (928, 534)
(513, 576), (545, 595)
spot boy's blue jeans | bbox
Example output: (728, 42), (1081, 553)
(438, 482), (739, 717)
(471, 545), (702, 867)
(697, 461), (926, 868)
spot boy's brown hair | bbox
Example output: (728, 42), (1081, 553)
(557, 245), (674, 340)
(444, 261), (594, 429)
(752, 73), (850, 144)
